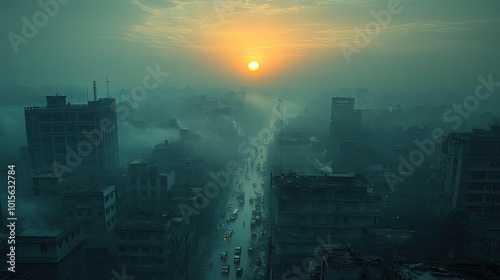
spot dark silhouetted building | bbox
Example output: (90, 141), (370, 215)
(272, 172), (381, 269)
(329, 97), (362, 172)
(24, 95), (119, 178)
(433, 123), (500, 242)
(17, 219), (86, 280)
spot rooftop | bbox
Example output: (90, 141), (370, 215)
(128, 159), (154, 165)
(116, 212), (171, 231)
(275, 172), (370, 188)
(60, 184), (114, 195)
(18, 219), (84, 238)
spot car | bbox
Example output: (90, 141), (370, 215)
(236, 267), (243, 277)
(224, 229), (233, 240)
(235, 246), (242, 255)
(234, 255), (240, 264)
(221, 265), (230, 274)
(226, 217), (231, 223)
(227, 202), (232, 209)
(220, 251), (228, 259)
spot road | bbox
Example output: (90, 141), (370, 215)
(194, 99), (283, 280)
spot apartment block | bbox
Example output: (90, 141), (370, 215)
(435, 124), (500, 218)
(128, 159), (175, 211)
(272, 172), (381, 263)
(17, 219), (86, 280)
(24, 95), (119, 178)
(115, 212), (173, 280)
(152, 140), (206, 187)
(60, 184), (117, 233)
(329, 97), (362, 172)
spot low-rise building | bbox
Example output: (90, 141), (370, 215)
(17, 219), (86, 280)
(115, 212), (173, 280)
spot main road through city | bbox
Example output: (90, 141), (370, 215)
(195, 100), (283, 280)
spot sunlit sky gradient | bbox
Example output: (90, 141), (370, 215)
(1, 0), (500, 92)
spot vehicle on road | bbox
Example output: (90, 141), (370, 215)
(224, 229), (233, 240)
(230, 209), (239, 220)
(236, 267), (243, 277)
(221, 265), (230, 274)
(226, 217), (231, 223)
(234, 255), (240, 264)
(220, 251), (228, 260)
(227, 202), (232, 209)
(235, 246), (242, 255)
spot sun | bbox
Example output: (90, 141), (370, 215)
(248, 61), (260, 72)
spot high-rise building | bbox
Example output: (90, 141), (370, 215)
(435, 123), (500, 218)
(271, 172), (381, 266)
(329, 97), (362, 172)
(24, 95), (119, 178)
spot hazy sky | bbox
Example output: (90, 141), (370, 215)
(1, 0), (500, 92)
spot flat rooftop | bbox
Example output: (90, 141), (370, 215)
(60, 184), (114, 194)
(128, 159), (154, 165)
(275, 172), (370, 188)
(19, 219), (83, 238)
(116, 212), (171, 230)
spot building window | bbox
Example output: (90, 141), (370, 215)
(119, 234), (125, 242)
(119, 246), (127, 252)
(129, 247), (137, 253)
(142, 236), (149, 242)
(141, 190), (147, 197)
(40, 243), (48, 254)
(130, 235), (136, 241)
(142, 247), (150, 253)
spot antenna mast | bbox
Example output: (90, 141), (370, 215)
(86, 86), (89, 102)
(106, 76), (110, 97)
(93, 80), (97, 101)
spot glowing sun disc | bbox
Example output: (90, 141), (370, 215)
(248, 61), (260, 71)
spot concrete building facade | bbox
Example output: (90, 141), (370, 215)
(24, 95), (119, 178)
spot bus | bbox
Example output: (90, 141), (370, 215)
(230, 209), (239, 220)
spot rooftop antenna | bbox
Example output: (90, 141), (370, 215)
(106, 76), (110, 98)
(93, 80), (97, 101)
(56, 82), (60, 96)
(86, 86), (89, 102)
